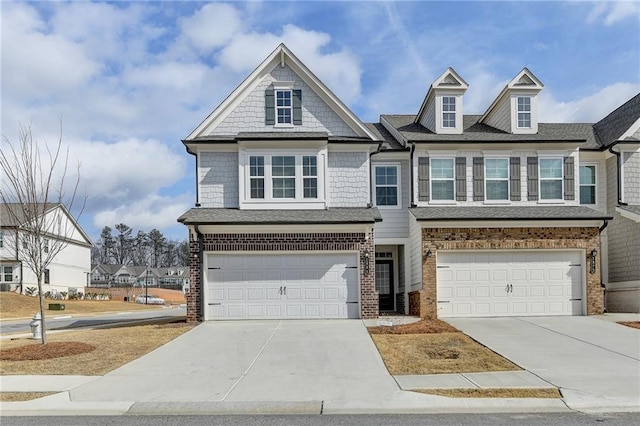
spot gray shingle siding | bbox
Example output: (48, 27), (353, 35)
(623, 152), (640, 204)
(327, 151), (370, 207)
(199, 152), (239, 208)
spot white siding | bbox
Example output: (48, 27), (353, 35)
(374, 159), (410, 239)
(327, 152), (369, 207)
(408, 215), (423, 291)
(199, 152), (239, 208)
(208, 65), (358, 138)
(484, 96), (511, 133)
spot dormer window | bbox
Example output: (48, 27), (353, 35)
(442, 97), (456, 128)
(517, 96), (531, 128)
(276, 90), (292, 124)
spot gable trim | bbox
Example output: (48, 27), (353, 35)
(185, 44), (378, 141)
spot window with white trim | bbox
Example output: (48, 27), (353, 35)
(276, 90), (292, 125)
(1, 266), (12, 282)
(374, 165), (399, 207)
(249, 156), (265, 199)
(539, 158), (563, 200)
(485, 158), (509, 201)
(430, 158), (455, 201)
(517, 96), (531, 128)
(442, 96), (456, 128)
(579, 165), (596, 205)
(243, 153), (322, 203)
(302, 156), (317, 198)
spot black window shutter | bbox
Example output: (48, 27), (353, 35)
(418, 157), (430, 201)
(510, 157), (521, 201)
(292, 89), (302, 125)
(265, 89), (275, 125)
(564, 156), (575, 200)
(527, 157), (538, 201)
(455, 157), (466, 201)
(472, 157), (484, 201)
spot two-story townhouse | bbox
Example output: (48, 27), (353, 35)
(179, 44), (633, 322)
(382, 68), (612, 318)
(0, 203), (92, 295)
(589, 94), (640, 312)
(178, 44), (396, 321)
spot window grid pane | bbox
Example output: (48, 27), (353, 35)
(273, 178), (296, 198)
(540, 181), (563, 200)
(432, 181), (454, 201)
(442, 97), (456, 128)
(375, 166), (398, 206)
(250, 179), (264, 199)
(272, 156), (296, 176)
(579, 165), (596, 204)
(302, 156), (317, 177)
(303, 178), (317, 198)
(276, 90), (292, 124)
(431, 159), (455, 200)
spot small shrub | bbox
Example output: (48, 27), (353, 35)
(25, 287), (37, 296)
(44, 291), (52, 299)
(60, 292), (68, 300)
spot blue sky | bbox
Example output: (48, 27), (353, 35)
(2, 1), (639, 242)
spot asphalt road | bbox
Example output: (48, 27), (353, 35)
(0, 306), (186, 335)
(1, 413), (639, 426)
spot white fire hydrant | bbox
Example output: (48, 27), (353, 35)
(29, 312), (42, 340)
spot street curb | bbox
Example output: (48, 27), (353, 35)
(126, 401), (323, 415)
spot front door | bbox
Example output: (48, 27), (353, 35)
(375, 259), (394, 312)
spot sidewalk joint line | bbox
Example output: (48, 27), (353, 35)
(221, 319), (283, 401)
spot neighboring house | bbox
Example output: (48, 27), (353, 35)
(590, 94), (640, 312)
(178, 44), (632, 321)
(90, 264), (190, 290)
(0, 203), (92, 295)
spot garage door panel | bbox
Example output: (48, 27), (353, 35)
(437, 251), (583, 318)
(205, 253), (358, 320)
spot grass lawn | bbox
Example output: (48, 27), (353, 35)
(0, 322), (194, 376)
(618, 321), (640, 330)
(368, 319), (520, 375)
(414, 388), (561, 398)
(0, 292), (163, 320)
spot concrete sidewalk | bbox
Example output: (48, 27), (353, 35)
(1, 315), (638, 415)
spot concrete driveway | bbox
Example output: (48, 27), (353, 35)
(69, 320), (400, 403)
(446, 316), (640, 412)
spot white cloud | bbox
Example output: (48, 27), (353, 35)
(1, 3), (100, 100)
(178, 3), (243, 51)
(124, 62), (208, 91)
(93, 193), (192, 231)
(539, 82), (640, 122)
(66, 137), (187, 203)
(586, 1), (640, 25)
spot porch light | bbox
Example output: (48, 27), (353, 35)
(590, 249), (598, 274)
(363, 250), (370, 275)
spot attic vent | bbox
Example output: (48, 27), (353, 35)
(442, 74), (461, 85)
(515, 74), (536, 86)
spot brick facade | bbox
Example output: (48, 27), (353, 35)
(418, 227), (604, 319)
(186, 230), (378, 322)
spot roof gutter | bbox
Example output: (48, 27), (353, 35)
(607, 141), (628, 206)
(368, 142), (384, 207)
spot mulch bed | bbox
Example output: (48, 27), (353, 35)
(0, 342), (95, 361)
(368, 319), (459, 335)
(618, 321), (640, 330)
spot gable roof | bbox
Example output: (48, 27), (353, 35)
(185, 43), (378, 141)
(593, 93), (640, 148)
(1, 203), (92, 245)
(415, 67), (468, 124)
(479, 67), (544, 124)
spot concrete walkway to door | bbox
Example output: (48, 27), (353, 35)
(446, 316), (640, 413)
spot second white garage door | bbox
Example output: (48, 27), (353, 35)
(437, 251), (583, 318)
(205, 253), (359, 320)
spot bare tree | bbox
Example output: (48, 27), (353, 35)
(0, 123), (84, 344)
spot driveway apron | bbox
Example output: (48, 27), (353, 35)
(69, 320), (399, 403)
(446, 317), (640, 411)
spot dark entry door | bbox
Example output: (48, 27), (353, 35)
(375, 260), (394, 311)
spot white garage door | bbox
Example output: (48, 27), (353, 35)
(205, 253), (359, 320)
(437, 251), (583, 318)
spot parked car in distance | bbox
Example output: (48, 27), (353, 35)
(135, 295), (165, 305)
